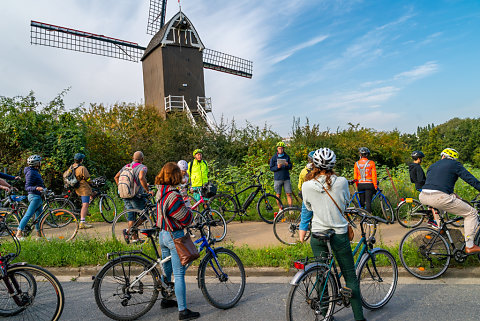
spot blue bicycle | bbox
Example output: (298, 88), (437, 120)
(348, 176), (395, 223)
(93, 220), (246, 320)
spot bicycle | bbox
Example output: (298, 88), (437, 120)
(0, 190), (28, 239)
(286, 208), (398, 321)
(0, 222), (65, 320)
(188, 190), (227, 242)
(348, 176), (394, 223)
(273, 206), (311, 245)
(399, 194), (480, 279)
(93, 221), (246, 320)
(208, 171), (283, 224)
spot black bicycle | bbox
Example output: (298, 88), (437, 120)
(0, 222), (65, 320)
(208, 172), (283, 224)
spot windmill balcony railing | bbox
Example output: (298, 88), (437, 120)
(197, 97), (212, 112)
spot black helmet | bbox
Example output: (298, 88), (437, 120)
(359, 147), (370, 157)
(411, 151), (425, 160)
(74, 153), (86, 161)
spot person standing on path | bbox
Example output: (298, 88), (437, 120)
(189, 149), (208, 202)
(72, 153), (93, 229)
(269, 141), (293, 208)
(353, 147), (377, 213)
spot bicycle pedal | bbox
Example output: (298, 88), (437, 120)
(340, 287), (352, 298)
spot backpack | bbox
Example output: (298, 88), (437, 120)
(118, 163), (144, 199)
(63, 165), (80, 188)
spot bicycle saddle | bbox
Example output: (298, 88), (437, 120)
(312, 229), (336, 241)
(139, 227), (160, 237)
(226, 181), (238, 186)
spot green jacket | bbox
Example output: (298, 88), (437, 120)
(189, 160), (208, 187)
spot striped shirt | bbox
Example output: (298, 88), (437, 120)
(156, 185), (193, 231)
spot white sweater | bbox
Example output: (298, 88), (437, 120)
(302, 175), (350, 235)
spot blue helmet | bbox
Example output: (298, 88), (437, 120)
(74, 153), (85, 161)
(308, 151), (315, 162)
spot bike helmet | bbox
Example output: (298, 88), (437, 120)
(441, 148), (459, 160)
(27, 155), (42, 166)
(359, 147), (370, 157)
(312, 148), (336, 170)
(193, 149), (203, 157)
(276, 141), (286, 148)
(177, 160), (188, 171)
(74, 153), (85, 161)
(411, 151), (425, 160)
(308, 151), (315, 162)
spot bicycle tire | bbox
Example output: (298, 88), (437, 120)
(191, 209), (210, 240)
(40, 208), (78, 241)
(286, 265), (336, 321)
(273, 207), (309, 245)
(396, 199), (425, 228)
(99, 195), (117, 224)
(93, 255), (160, 321)
(198, 248), (245, 309)
(112, 209), (154, 243)
(203, 209), (227, 242)
(0, 211), (20, 239)
(257, 193), (283, 224)
(357, 249), (398, 310)
(44, 198), (76, 228)
(0, 264), (65, 321)
(380, 196), (394, 223)
(399, 227), (451, 279)
(208, 193), (238, 224)
(0, 269), (36, 316)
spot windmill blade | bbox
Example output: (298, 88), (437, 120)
(203, 48), (253, 79)
(147, 0), (167, 35)
(30, 20), (146, 62)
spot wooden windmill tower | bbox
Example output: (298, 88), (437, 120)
(30, 0), (253, 129)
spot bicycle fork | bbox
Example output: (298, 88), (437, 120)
(0, 270), (30, 307)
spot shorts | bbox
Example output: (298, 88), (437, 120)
(81, 196), (91, 203)
(274, 180), (292, 195)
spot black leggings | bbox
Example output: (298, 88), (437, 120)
(358, 183), (376, 213)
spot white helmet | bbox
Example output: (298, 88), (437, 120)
(27, 155), (42, 166)
(312, 148), (336, 170)
(177, 160), (188, 171)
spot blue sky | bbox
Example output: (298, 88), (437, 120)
(1, 0), (479, 135)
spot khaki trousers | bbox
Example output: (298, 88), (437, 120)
(419, 191), (478, 247)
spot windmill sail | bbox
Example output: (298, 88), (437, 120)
(203, 48), (253, 78)
(147, 0), (168, 35)
(30, 21), (146, 62)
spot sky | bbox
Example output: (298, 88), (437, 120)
(1, 0), (480, 136)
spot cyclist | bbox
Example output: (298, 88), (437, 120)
(155, 162), (199, 320)
(0, 171), (20, 191)
(419, 148), (480, 254)
(114, 151), (151, 243)
(189, 149), (208, 202)
(299, 148), (366, 321)
(297, 151), (314, 200)
(354, 147), (377, 213)
(72, 153), (93, 229)
(16, 155), (45, 240)
(177, 160), (190, 207)
(269, 141), (293, 208)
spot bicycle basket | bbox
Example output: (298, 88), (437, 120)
(201, 182), (217, 198)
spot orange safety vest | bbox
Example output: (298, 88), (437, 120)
(354, 158), (377, 189)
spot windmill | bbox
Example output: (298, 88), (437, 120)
(30, 0), (253, 129)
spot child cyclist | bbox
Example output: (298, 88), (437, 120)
(177, 160), (191, 208)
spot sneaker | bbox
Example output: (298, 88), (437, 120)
(427, 219), (439, 229)
(160, 298), (178, 309)
(131, 238), (145, 244)
(178, 309), (200, 321)
(79, 222), (93, 229)
(122, 229), (130, 244)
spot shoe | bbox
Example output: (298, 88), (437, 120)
(123, 229), (130, 244)
(34, 231), (42, 240)
(16, 231), (24, 240)
(427, 219), (439, 229)
(79, 222), (93, 229)
(160, 298), (178, 309)
(178, 309), (200, 321)
(465, 245), (480, 254)
(131, 238), (145, 244)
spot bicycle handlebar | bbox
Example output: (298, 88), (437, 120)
(344, 208), (389, 224)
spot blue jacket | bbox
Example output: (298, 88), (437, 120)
(24, 166), (45, 195)
(0, 172), (15, 180)
(422, 158), (480, 194)
(269, 152), (293, 181)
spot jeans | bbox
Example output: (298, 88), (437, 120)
(310, 232), (365, 321)
(123, 197), (146, 221)
(159, 229), (188, 311)
(19, 194), (42, 231)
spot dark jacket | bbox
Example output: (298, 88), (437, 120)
(24, 166), (45, 195)
(422, 158), (480, 194)
(0, 172), (15, 180)
(269, 152), (293, 181)
(408, 163), (426, 190)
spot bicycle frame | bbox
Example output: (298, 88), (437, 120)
(228, 178), (266, 213)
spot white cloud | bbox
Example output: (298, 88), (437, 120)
(394, 61), (439, 81)
(319, 86), (400, 110)
(271, 35), (329, 64)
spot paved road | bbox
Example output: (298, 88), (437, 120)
(13, 277), (480, 321)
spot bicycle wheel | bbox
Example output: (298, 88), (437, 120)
(257, 193), (283, 224)
(99, 195), (117, 224)
(0, 264), (64, 320)
(396, 199), (425, 228)
(112, 209), (154, 243)
(380, 196), (394, 223)
(273, 207), (309, 245)
(0, 211), (19, 239)
(208, 193), (238, 224)
(286, 265), (336, 321)
(44, 198), (76, 228)
(446, 212), (464, 228)
(94, 255), (160, 321)
(40, 208), (78, 241)
(191, 209), (210, 240)
(203, 209), (227, 242)
(357, 249), (398, 310)
(198, 248), (245, 309)
(399, 227), (451, 279)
